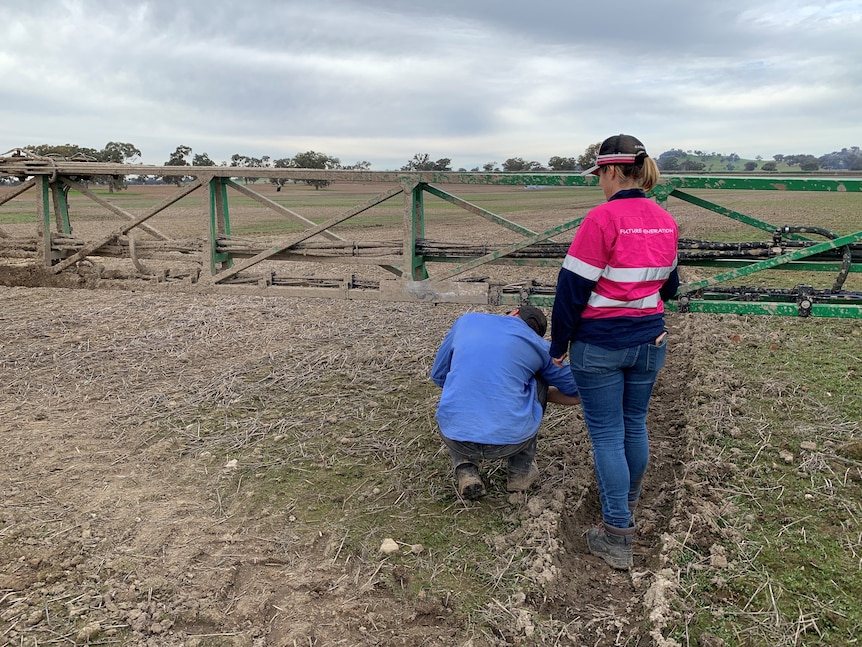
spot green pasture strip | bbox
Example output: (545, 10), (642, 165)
(65, 189), (154, 209)
(423, 185), (536, 235)
(249, 194), (392, 211)
(668, 187), (862, 208)
(59, 196), (199, 213)
(669, 189), (802, 238)
(229, 213), (402, 235)
(666, 189), (861, 237)
(667, 317), (862, 646)
(268, 186), (596, 216)
(227, 190), (591, 236)
(229, 220), (306, 235)
(67, 189), (148, 198)
(421, 186), (601, 215)
(0, 211), (33, 224)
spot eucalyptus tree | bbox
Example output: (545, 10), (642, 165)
(401, 154), (451, 171)
(161, 145), (192, 186)
(293, 150), (341, 189)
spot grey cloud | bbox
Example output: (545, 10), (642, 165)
(0, 0), (860, 169)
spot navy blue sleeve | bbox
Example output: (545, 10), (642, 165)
(659, 267), (680, 301)
(549, 267), (595, 358)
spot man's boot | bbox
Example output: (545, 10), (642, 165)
(586, 522), (634, 570)
(456, 464), (486, 500)
(507, 460), (540, 493)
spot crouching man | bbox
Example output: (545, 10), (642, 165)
(430, 307), (580, 499)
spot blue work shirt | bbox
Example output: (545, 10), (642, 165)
(431, 313), (578, 445)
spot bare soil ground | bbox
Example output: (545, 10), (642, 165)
(2, 286), (721, 647)
(0, 182), (850, 645)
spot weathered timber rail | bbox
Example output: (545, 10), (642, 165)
(1, 154), (861, 317)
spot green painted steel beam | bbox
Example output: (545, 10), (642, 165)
(209, 177), (232, 272)
(510, 294), (556, 308)
(508, 294), (862, 318)
(679, 260), (861, 272)
(38, 176), (51, 265)
(414, 172), (599, 187)
(0, 159), (604, 187)
(664, 300), (862, 318)
(697, 296), (862, 306)
(404, 180), (426, 280)
(659, 175), (862, 193)
(50, 182), (72, 236)
(2, 158), (858, 192)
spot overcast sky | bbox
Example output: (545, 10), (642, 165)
(1, 0), (860, 170)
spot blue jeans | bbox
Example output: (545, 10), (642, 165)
(569, 336), (667, 528)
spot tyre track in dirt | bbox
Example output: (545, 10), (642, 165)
(496, 313), (693, 646)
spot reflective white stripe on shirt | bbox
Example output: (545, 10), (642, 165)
(587, 292), (660, 310)
(603, 262), (677, 282)
(562, 254), (603, 281)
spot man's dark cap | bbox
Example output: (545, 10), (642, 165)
(517, 305), (547, 337)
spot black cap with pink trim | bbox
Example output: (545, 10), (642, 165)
(581, 134), (649, 176)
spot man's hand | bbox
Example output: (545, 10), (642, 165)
(547, 386), (580, 406)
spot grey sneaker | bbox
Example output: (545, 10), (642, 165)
(586, 523), (634, 570)
(507, 460), (540, 492)
(456, 464), (486, 500)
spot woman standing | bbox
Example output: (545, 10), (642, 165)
(550, 134), (679, 570)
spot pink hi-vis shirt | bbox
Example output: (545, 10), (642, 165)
(564, 197), (678, 320)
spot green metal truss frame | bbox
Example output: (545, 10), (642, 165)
(648, 176), (862, 318)
(0, 156), (859, 317)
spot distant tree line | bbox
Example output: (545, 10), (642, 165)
(159, 145), (370, 190)
(657, 147), (862, 173)
(399, 149), (591, 173)
(9, 142), (141, 191)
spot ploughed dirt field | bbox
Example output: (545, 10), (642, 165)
(0, 182), (858, 645)
(1, 287), (719, 647)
